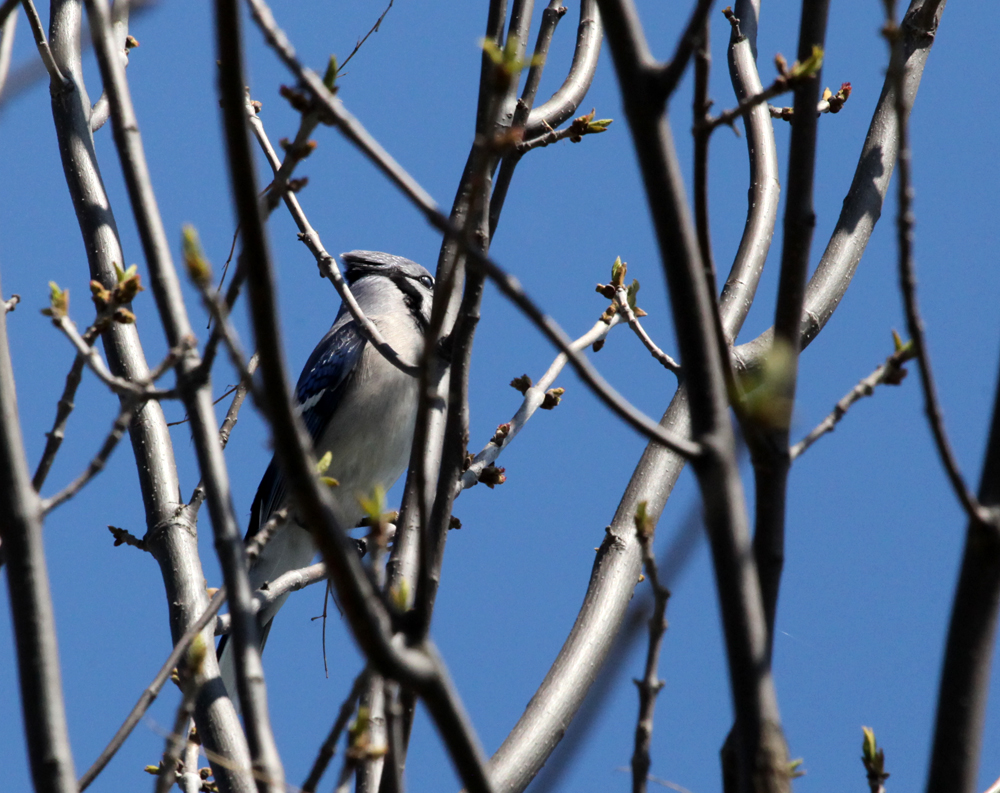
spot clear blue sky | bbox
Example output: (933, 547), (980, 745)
(1, 1), (998, 792)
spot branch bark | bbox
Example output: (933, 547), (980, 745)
(0, 276), (77, 793)
(47, 1), (253, 789)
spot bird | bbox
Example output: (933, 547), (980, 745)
(217, 250), (434, 703)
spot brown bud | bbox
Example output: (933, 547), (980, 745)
(478, 463), (506, 489)
(510, 374), (532, 394)
(541, 387), (565, 410)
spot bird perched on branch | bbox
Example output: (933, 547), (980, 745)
(218, 250), (434, 704)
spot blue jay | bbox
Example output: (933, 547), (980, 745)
(218, 250), (434, 700)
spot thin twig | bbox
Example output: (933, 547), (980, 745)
(886, 4), (989, 529)
(630, 505), (671, 793)
(78, 588), (227, 791)
(32, 355), (85, 491)
(338, 0), (394, 75)
(514, 110), (611, 153)
(156, 673), (201, 793)
(790, 343), (915, 459)
(21, 0), (68, 85)
(244, 0), (700, 460)
(215, 562), (327, 635)
(302, 669), (371, 793)
(459, 315), (623, 493)
(52, 315), (176, 399)
(40, 398), (136, 513)
(614, 286), (680, 372)
(183, 361), (257, 512)
(692, 16), (713, 276)
(244, 95), (419, 376)
(89, 0), (132, 132)
(2, 293), (18, 312)
(655, 0), (714, 100)
(244, 505), (288, 564)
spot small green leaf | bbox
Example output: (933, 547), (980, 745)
(791, 45), (824, 79)
(322, 55), (339, 92)
(357, 484), (387, 522)
(182, 226), (212, 287)
(610, 256), (626, 287)
(316, 451), (333, 474)
(41, 282), (69, 319)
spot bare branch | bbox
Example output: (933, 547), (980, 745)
(752, 0), (831, 651)
(301, 669), (371, 793)
(22, 0), (68, 85)
(692, 17), (713, 275)
(790, 341), (915, 460)
(655, 0), (714, 100)
(460, 315), (622, 493)
(614, 286), (679, 372)
(89, 0), (132, 131)
(78, 589), (227, 791)
(524, 0), (602, 136)
(885, 3), (987, 529)
(51, 315), (176, 398)
(1, 292), (18, 312)
(246, 0), (698, 459)
(40, 398), (135, 513)
(32, 355), (86, 492)
(244, 96), (419, 375)
(338, 0), (394, 75)
(630, 504), (671, 793)
(0, 278), (77, 793)
(718, 3), (778, 340)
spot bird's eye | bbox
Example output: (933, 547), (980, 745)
(418, 275), (434, 289)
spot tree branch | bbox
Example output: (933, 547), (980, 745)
(524, 0), (602, 136)
(215, 5), (496, 792)
(85, 0), (286, 788)
(790, 341), (915, 460)
(630, 505), (671, 793)
(460, 315), (622, 493)
(751, 0), (830, 659)
(0, 275), (77, 793)
(47, 1), (253, 787)
(22, 0), (68, 85)
(78, 589), (227, 791)
(885, 0), (986, 529)
(301, 669), (371, 793)
(245, 0), (698, 459)
(243, 95), (419, 375)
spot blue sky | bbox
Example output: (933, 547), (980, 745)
(1, 1), (998, 792)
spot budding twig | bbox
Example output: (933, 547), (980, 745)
(790, 339), (915, 460)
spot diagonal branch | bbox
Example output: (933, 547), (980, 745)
(78, 589), (227, 791)
(85, 0), (285, 788)
(216, 5), (496, 793)
(47, 0), (253, 787)
(244, 95), (418, 375)
(0, 276), (77, 793)
(244, 0), (700, 460)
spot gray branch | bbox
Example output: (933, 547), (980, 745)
(215, 5), (497, 793)
(84, 0), (286, 788)
(46, 1), (253, 787)
(0, 278), (77, 793)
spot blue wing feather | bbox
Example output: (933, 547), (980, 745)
(244, 320), (366, 542)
